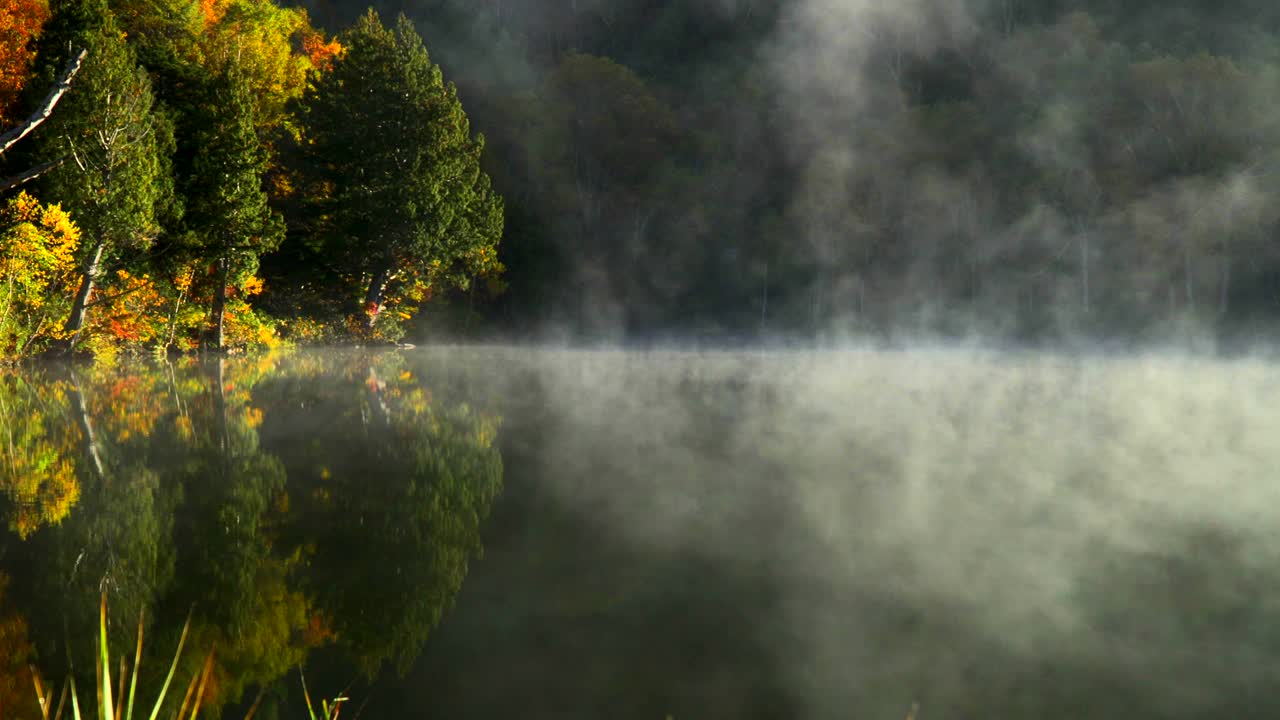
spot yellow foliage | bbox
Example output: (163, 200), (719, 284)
(0, 192), (81, 360)
(222, 297), (282, 351)
(241, 275), (265, 297)
(0, 374), (81, 538)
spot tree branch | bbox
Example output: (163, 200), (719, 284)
(0, 155), (69, 193)
(0, 48), (88, 157)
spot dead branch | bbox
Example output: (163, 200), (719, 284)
(0, 155), (69, 193)
(0, 48), (88, 157)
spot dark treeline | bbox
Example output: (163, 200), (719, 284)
(4, 0), (1280, 355)
(302, 0), (1280, 344)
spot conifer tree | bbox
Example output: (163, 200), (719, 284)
(300, 10), (503, 331)
(186, 60), (283, 351)
(28, 0), (174, 344)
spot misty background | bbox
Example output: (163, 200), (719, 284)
(263, 0), (1280, 346)
(364, 346), (1280, 719)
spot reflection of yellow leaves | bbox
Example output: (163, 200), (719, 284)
(398, 371), (412, 382)
(175, 414), (194, 440)
(244, 407), (264, 428)
(0, 419), (80, 539)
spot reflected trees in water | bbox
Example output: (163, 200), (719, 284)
(0, 351), (504, 713)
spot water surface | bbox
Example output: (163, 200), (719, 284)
(3, 347), (1279, 718)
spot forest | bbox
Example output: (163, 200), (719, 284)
(3, 0), (1280, 358)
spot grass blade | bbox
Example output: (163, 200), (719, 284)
(241, 687), (266, 720)
(171, 670), (199, 720)
(95, 642), (103, 720)
(70, 676), (82, 720)
(299, 668), (316, 720)
(114, 655), (126, 720)
(186, 652), (214, 720)
(53, 682), (69, 720)
(99, 593), (113, 720)
(126, 610), (143, 720)
(148, 610), (192, 720)
(31, 665), (49, 720)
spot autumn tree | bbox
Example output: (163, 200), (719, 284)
(28, 0), (174, 345)
(0, 0), (50, 127)
(0, 192), (80, 357)
(300, 10), (503, 333)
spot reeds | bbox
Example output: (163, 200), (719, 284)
(29, 593), (347, 720)
(30, 593), (200, 720)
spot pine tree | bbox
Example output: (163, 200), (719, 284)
(300, 10), (503, 332)
(186, 59), (283, 351)
(28, 0), (175, 344)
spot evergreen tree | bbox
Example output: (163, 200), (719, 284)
(28, 0), (174, 344)
(299, 10), (503, 332)
(186, 60), (283, 351)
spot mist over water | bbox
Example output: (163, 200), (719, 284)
(6, 345), (1280, 718)
(403, 345), (1280, 718)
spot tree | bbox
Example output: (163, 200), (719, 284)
(300, 10), (502, 333)
(0, 0), (50, 127)
(0, 48), (87, 194)
(186, 60), (283, 351)
(0, 191), (80, 358)
(28, 0), (174, 345)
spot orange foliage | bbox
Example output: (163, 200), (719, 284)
(198, 0), (225, 26)
(302, 29), (342, 72)
(0, 0), (48, 127)
(0, 575), (35, 716)
(85, 270), (169, 348)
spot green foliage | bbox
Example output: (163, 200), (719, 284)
(187, 59), (283, 276)
(33, 0), (175, 259)
(299, 10), (503, 332)
(0, 353), (504, 709)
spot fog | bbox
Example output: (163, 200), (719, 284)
(414, 344), (1280, 717)
(364, 0), (1280, 344)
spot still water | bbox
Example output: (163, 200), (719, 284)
(2, 347), (1280, 719)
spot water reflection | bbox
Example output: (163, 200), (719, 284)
(7, 348), (1280, 718)
(0, 352), (502, 717)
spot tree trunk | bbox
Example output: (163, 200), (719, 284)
(212, 358), (229, 455)
(363, 263), (392, 330)
(63, 240), (106, 342)
(68, 371), (104, 481)
(166, 286), (185, 351)
(208, 256), (228, 352)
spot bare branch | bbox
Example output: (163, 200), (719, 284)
(0, 49), (88, 157)
(0, 155), (69, 194)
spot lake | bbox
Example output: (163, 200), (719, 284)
(2, 346), (1279, 719)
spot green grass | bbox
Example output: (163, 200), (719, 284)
(29, 593), (219, 720)
(30, 593), (353, 720)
